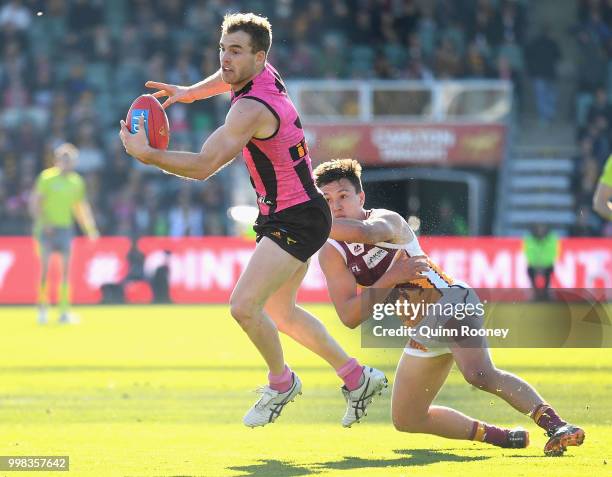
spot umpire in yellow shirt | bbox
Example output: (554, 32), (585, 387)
(593, 154), (612, 221)
(29, 143), (99, 324)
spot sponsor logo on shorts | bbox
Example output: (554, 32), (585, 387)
(269, 228), (297, 245)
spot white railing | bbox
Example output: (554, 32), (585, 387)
(287, 79), (513, 123)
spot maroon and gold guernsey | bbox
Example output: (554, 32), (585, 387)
(328, 240), (397, 287)
(328, 230), (458, 352)
(328, 210), (464, 355)
(327, 211), (456, 290)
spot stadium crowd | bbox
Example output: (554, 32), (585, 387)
(573, 0), (612, 236)
(0, 0), (579, 239)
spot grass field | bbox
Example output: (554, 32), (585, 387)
(0, 304), (610, 477)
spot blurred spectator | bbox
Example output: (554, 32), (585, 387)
(146, 21), (172, 61)
(63, 61), (91, 100)
(169, 53), (200, 86)
(1, 40), (30, 108)
(73, 123), (104, 173)
(317, 36), (347, 78)
(285, 41), (316, 77)
(67, 0), (103, 34)
(71, 91), (98, 125)
(150, 250), (172, 303)
(92, 25), (115, 63)
(464, 41), (490, 78)
(583, 2), (612, 45)
(434, 37), (463, 78)
(525, 26), (561, 124)
(32, 53), (55, 108)
(185, 1), (218, 36)
(575, 30), (608, 95)
(395, 0), (421, 44)
(109, 173), (141, 236)
(491, 0), (527, 46)
(574, 137), (600, 208)
(604, 0), (612, 25)
(467, 1), (496, 51)
(169, 184), (203, 237)
(2, 180), (31, 235)
(435, 200), (468, 236)
(328, 0), (350, 34)
(159, 0), (186, 28)
(101, 142), (131, 192)
(0, 0), (573, 239)
(523, 224), (559, 301)
(134, 181), (169, 237)
(593, 155), (612, 223)
(351, 9), (374, 47)
(373, 54), (396, 79)
(587, 87), (612, 125)
(101, 238), (150, 304)
(199, 179), (229, 235)
(574, 116), (610, 237)
(63, 0), (103, 56)
(583, 114), (610, 167)
(0, 1), (32, 31)
(16, 121), (43, 167)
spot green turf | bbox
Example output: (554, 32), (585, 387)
(0, 305), (610, 477)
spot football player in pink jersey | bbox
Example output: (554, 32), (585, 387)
(119, 13), (387, 428)
(315, 159), (585, 456)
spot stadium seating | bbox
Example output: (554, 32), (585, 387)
(6, 0), (607, 237)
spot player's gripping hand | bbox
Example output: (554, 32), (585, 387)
(119, 115), (153, 164)
(386, 252), (430, 285)
(145, 81), (194, 109)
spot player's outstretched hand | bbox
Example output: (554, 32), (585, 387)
(145, 81), (194, 109)
(387, 252), (430, 285)
(119, 115), (153, 164)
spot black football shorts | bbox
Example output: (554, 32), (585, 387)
(253, 194), (332, 262)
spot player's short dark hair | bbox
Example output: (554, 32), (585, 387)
(221, 12), (272, 56)
(313, 159), (363, 193)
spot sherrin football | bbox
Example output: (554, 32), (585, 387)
(126, 94), (170, 150)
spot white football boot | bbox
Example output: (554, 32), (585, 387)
(243, 373), (302, 428)
(341, 366), (388, 427)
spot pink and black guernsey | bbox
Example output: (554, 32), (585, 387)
(230, 63), (320, 215)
